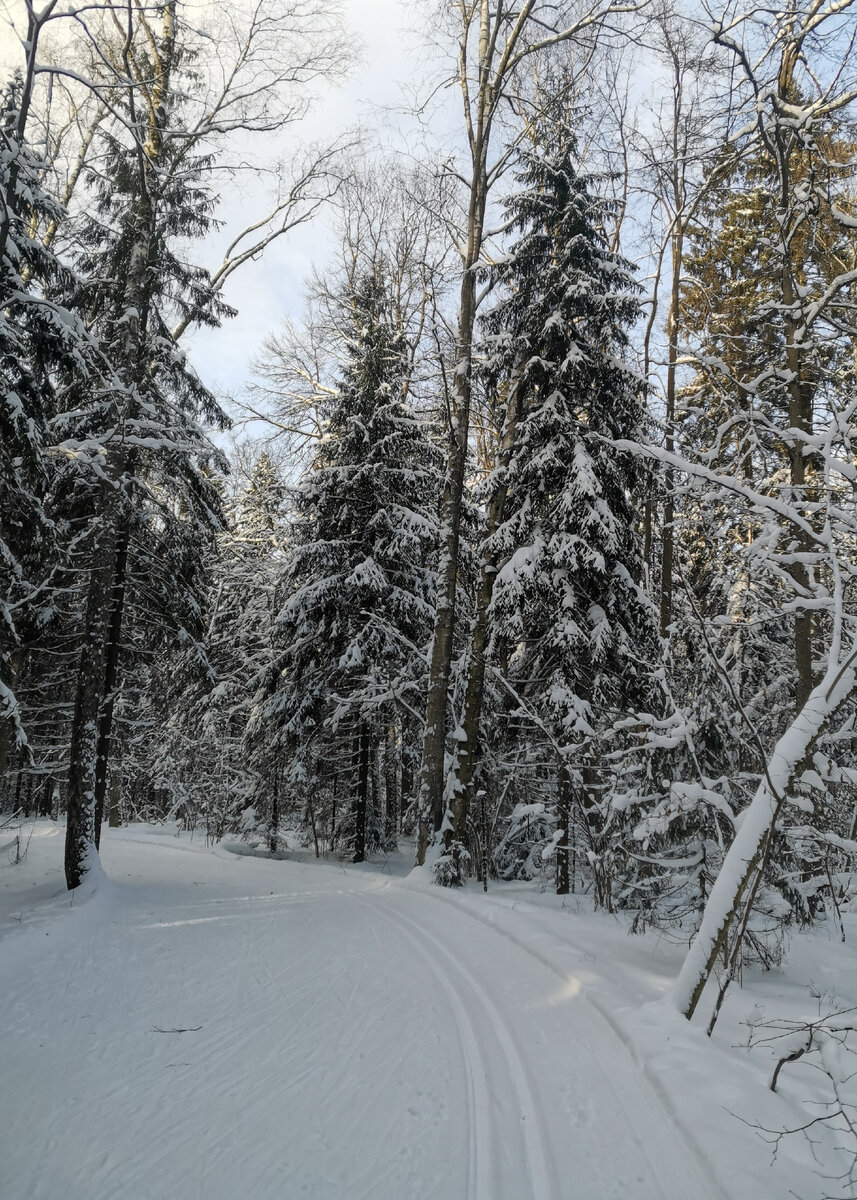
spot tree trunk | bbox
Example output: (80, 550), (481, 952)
(108, 774), (121, 828)
(783, 292), (814, 713)
(270, 764), (279, 853)
(93, 518), (129, 849)
(415, 257), (478, 861)
(384, 721), (399, 848)
(659, 224), (682, 638)
(775, 57), (815, 713)
(448, 368), (525, 855)
(65, 501), (120, 888)
(556, 763), (572, 895)
(352, 723), (369, 864)
(415, 6), (493, 865)
(400, 743), (413, 835)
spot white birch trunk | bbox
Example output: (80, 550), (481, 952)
(670, 643), (857, 1019)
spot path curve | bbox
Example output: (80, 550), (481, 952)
(0, 829), (726, 1200)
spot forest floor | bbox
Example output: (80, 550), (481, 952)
(0, 821), (855, 1200)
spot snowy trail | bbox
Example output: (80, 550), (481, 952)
(371, 887), (724, 1200)
(0, 828), (723, 1200)
(363, 896), (557, 1200)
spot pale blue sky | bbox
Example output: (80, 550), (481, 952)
(186, 0), (416, 405)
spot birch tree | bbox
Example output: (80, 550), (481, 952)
(637, 0), (857, 1022)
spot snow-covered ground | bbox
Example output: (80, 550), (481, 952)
(1, 821), (855, 1199)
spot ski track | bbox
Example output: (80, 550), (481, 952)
(407, 884), (730, 1200)
(1, 835), (725, 1200)
(363, 896), (555, 1200)
(381, 887), (722, 1200)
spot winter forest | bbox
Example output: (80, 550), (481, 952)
(3, 0), (857, 1197)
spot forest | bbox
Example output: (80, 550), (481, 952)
(2, 0), (857, 1195)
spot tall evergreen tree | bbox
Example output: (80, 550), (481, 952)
(53, 6), (230, 886)
(464, 115), (659, 901)
(0, 74), (103, 779)
(259, 272), (441, 862)
(166, 452), (290, 846)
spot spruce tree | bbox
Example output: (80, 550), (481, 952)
(52, 9), (230, 886)
(479, 116), (659, 903)
(173, 453), (290, 847)
(261, 272), (441, 862)
(0, 75), (102, 780)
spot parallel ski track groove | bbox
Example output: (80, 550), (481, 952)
(365, 899), (498, 1200)
(407, 881), (729, 1200)
(365, 895), (558, 1200)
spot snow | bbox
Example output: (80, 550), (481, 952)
(1, 822), (855, 1199)
(670, 647), (857, 1019)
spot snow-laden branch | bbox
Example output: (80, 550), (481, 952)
(669, 630), (857, 1019)
(612, 439), (825, 545)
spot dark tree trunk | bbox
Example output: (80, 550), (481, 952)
(270, 764), (279, 853)
(415, 118), (490, 866)
(556, 763), (571, 896)
(384, 722), (399, 848)
(94, 519), (129, 849)
(659, 225), (682, 638)
(66, 505), (119, 889)
(352, 723), (369, 864)
(449, 367), (524, 856)
(108, 774), (121, 828)
(400, 744), (413, 835)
